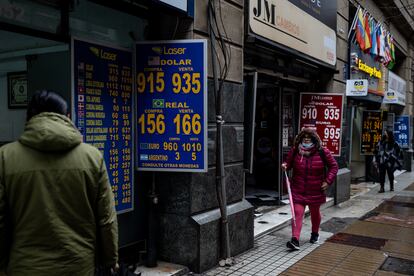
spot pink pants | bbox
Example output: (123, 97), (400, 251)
(291, 203), (321, 240)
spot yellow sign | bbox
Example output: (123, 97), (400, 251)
(357, 58), (381, 79)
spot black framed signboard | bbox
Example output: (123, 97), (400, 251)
(7, 71), (28, 108)
(72, 38), (134, 214)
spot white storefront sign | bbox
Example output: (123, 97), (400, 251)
(346, 79), (368, 96)
(249, 0), (337, 66)
(383, 71), (406, 106)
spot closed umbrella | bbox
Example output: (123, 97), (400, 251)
(284, 171), (296, 227)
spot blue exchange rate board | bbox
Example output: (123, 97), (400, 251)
(73, 39), (134, 213)
(394, 115), (410, 148)
(136, 40), (207, 172)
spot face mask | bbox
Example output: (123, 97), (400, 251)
(302, 142), (314, 148)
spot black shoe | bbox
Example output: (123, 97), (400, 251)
(286, 237), (300, 250)
(310, 232), (319, 243)
(378, 188), (385, 193)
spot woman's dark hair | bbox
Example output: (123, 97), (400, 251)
(294, 128), (322, 149)
(27, 90), (68, 121)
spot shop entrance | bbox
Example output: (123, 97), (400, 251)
(245, 74), (299, 208)
(0, 30), (68, 146)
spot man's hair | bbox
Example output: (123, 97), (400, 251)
(385, 130), (395, 144)
(27, 90), (68, 121)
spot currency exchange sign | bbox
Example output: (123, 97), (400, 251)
(299, 93), (344, 156)
(360, 110), (382, 155)
(136, 40), (207, 172)
(73, 39), (134, 213)
(394, 115), (410, 149)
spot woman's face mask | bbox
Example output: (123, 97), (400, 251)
(301, 137), (313, 148)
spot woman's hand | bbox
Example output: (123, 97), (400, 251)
(321, 181), (329, 191)
(281, 163), (287, 171)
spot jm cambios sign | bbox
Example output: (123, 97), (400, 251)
(249, 0), (337, 66)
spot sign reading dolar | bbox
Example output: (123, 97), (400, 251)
(136, 40), (207, 172)
(299, 93), (343, 156)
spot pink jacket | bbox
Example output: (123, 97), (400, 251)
(284, 146), (338, 205)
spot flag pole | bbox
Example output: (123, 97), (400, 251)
(348, 5), (360, 40)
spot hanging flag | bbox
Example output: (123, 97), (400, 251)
(387, 35), (396, 69)
(390, 35), (395, 61)
(384, 33), (393, 67)
(379, 25), (386, 60)
(370, 19), (378, 57)
(384, 32), (392, 66)
(355, 8), (366, 51)
(364, 14), (372, 52)
(376, 23), (381, 59)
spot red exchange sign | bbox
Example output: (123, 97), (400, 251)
(299, 93), (344, 156)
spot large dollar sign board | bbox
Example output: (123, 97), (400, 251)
(136, 40), (207, 172)
(72, 39), (134, 213)
(360, 110), (382, 155)
(299, 93), (344, 156)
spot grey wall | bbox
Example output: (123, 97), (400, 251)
(0, 58), (27, 143)
(151, 0), (254, 272)
(27, 51), (71, 105)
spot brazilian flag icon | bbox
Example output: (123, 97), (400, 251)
(152, 99), (164, 108)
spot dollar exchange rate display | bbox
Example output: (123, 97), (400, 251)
(361, 110), (382, 155)
(73, 39), (133, 213)
(299, 93), (344, 156)
(136, 40), (207, 172)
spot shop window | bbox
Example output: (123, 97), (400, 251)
(70, 0), (147, 49)
(0, 30), (67, 143)
(0, 0), (61, 34)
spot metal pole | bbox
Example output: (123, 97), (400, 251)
(209, 0), (231, 262)
(146, 173), (158, 267)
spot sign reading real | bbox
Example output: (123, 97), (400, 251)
(73, 39), (134, 213)
(136, 40), (207, 172)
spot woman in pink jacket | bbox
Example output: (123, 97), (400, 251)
(281, 128), (338, 250)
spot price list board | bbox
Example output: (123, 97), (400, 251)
(299, 93), (344, 156)
(136, 40), (207, 172)
(360, 110), (382, 155)
(394, 115), (410, 149)
(72, 39), (133, 213)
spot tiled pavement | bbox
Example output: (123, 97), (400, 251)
(204, 235), (321, 276)
(204, 169), (414, 276)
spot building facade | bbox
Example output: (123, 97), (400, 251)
(0, 0), (413, 274)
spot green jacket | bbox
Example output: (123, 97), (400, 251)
(0, 113), (118, 275)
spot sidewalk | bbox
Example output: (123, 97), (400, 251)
(203, 169), (414, 276)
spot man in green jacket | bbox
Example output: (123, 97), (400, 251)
(0, 90), (118, 275)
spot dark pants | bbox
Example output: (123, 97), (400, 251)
(379, 164), (394, 191)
